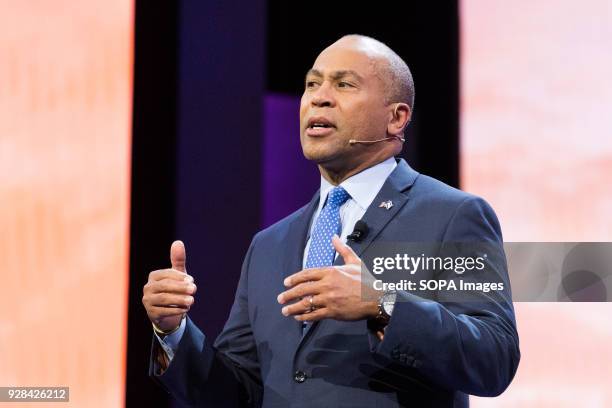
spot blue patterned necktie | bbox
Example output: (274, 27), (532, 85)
(302, 186), (350, 333)
(306, 186), (351, 268)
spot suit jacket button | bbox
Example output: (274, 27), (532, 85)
(293, 370), (307, 383)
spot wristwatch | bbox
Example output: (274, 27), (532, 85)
(368, 290), (397, 332)
(378, 290), (397, 321)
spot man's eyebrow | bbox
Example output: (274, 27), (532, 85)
(305, 69), (323, 78)
(329, 70), (363, 81)
(305, 69), (363, 81)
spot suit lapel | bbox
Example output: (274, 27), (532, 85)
(341, 159), (419, 259)
(282, 190), (320, 278)
(297, 159), (419, 346)
(281, 190), (320, 338)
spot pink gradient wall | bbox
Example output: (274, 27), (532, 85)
(461, 0), (612, 406)
(0, 1), (133, 406)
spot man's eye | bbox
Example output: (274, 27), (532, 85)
(306, 81), (319, 88)
(338, 82), (353, 88)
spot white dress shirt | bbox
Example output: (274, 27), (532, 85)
(302, 157), (397, 266)
(155, 157), (398, 363)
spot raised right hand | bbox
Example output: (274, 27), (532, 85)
(142, 240), (197, 332)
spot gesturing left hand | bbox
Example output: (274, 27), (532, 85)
(277, 235), (381, 322)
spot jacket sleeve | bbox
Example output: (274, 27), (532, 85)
(149, 235), (263, 407)
(369, 196), (520, 397)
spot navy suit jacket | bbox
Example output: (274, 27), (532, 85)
(150, 159), (520, 407)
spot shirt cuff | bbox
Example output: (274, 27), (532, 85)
(153, 316), (186, 361)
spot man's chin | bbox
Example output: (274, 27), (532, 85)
(302, 150), (352, 172)
(302, 148), (337, 164)
(301, 140), (348, 163)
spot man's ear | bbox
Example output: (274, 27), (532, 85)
(387, 103), (411, 136)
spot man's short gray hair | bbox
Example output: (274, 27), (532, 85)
(340, 34), (415, 109)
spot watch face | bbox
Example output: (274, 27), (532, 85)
(382, 292), (397, 316)
(382, 300), (394, 316)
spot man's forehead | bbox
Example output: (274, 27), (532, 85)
(309, 47), (380, 78)
(306, 68), (365, 80)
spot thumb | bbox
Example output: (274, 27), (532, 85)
(170, 240), (187, 273)
(332, 235), (360, 265)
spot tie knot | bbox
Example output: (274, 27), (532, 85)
(326, 186), (350, 208)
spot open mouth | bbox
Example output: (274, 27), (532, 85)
(306, 117), (336, 131)
(309, 122), (333, 129)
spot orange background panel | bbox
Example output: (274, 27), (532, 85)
(461, 0), (612, 406)
(0, 1), (132, 406)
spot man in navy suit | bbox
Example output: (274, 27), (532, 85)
(142, 35), (520, 407)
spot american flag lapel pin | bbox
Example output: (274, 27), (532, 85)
(379, 200), (393, 210)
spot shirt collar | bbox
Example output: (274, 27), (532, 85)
(318, 157), (397, 212)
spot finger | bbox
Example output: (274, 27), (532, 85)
(277, 281), (319, 304)
(332, 234), (360, 265)
(284, 268), (326, 287)
(148, 305), (189, 318)
(281, 296), (315, 317)
(149, 269), (194, 282)
(149, 293), (194, 308)
(149, 278), (197, 295)
(170, 240), (187, 273)
(294, 307), (328, 322)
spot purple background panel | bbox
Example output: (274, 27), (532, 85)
(262, 93), (320, 227)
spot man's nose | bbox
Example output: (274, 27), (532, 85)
(311, 83), (335, 108)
